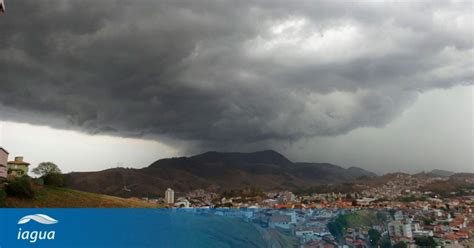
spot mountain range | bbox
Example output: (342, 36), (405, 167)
(64, 150), (377, 197)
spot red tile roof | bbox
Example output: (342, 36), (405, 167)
(7, 161), (30, 166)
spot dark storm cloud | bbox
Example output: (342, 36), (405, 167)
(0, 0), (472, 151)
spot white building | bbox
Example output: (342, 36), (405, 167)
(287, 211), (297, 224)
(165, 188), (175, 204)
(413, 230), (434, 237)
(0, 147), (8, 179)
(356, 197), (376, 206)
(269, 214), (291, 229)
(278, 191), (296, 203)
(388, 221), (413, 238)
(174, 200), (190, 208)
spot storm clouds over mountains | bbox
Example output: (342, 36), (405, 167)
(0, 0), (472, 151)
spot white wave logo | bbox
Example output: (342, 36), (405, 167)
(17, 214), (58, 225)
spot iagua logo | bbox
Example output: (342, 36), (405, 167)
(17, 214), (58, 243)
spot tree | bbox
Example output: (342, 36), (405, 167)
(379, 238), (392, 248)
(388, 209), (396, 220)
(44, 173), (64, 187)
(327, 214), (350, 240)
(376, 211), (389, 222)
(32, 162), (64, 187)
(368, 229), (381, 246)
(415, 237), (438, 247)
(422, 217), (433, 225)
(32, 162), (61, 177)
(346, 193), (353, 199)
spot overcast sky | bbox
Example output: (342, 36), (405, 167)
(0, 0), (472, 174)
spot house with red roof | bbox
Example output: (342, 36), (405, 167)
(7, 156), (30, 177)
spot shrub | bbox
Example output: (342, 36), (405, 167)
(368, 229), (381, 246)
(0, 189), (6, 207)
(415, 237), (438, 247)
(5, 177), (35, 199)
(44, 173), (64, 187)
(380, 238), (392, 248)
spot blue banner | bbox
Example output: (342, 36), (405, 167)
(0, 208), (308, 248)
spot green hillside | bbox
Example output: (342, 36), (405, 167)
(5, 186), (160, 208)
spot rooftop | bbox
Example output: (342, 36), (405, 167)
(7, 156), (30, 166)
(270, 214), (291, 223)
(0, 147), (9, 155)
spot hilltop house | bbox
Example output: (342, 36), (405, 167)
(7, 156), (30, 177)
(0, 147), (8, 179)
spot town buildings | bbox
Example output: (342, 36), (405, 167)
(150, 175), (474, 247)
(269, 214), (292, 229)
(388, 220), (413, 239)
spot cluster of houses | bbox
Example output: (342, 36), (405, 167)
(385, 208), (473, 247)
(0, 147), (30, 180)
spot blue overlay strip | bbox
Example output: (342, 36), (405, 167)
(0, 208), (307, 248)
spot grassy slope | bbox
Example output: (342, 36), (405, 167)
(6, 187), (160, 208)
(344, 210), (380, 227)
(328, 210), (382, 240)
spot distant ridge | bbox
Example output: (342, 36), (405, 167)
(428, 169), (455, 177)
(64, 150), (376, 197)
(153, 150), (293, 168)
